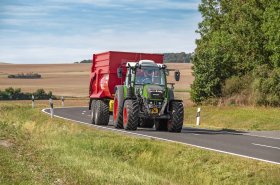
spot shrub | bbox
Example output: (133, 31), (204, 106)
(222, 74), (253, 97)
(253, 66), (280, 106)
(7, 72), (41, 79)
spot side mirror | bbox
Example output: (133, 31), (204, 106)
(175, 70), (180, 81)
(117, 68), (123, 78)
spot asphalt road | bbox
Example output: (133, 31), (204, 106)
(43, 107), (280, 165)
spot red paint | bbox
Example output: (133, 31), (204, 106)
(123, 107), (128, 127)
(89, 51), (164, 99)
(113, 97), (118, 121)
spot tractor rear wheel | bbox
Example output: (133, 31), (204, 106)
(94, 100), (109, 125)
(90, 100), (96, 124)
(123, 100), (139, 130)
(113, 88), (124, 128)
(168, 101), (184, 132)
(155, 119), (168, 131)
(139, 118), (154, 128)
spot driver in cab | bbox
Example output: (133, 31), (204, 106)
(136, 69), (153, 84)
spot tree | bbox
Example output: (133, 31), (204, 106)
(262, 0), (280, 68)
(191, 0), (278, 105)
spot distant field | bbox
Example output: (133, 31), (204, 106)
(0, 63), (193, 98)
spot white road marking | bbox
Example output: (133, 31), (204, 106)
(193, 134), (200, 136)
(252, 143), (280, 150)
(41, 108), (280, 165)
(82, 113), (85, 115)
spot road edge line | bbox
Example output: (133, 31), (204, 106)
(41, 108), (280, 165)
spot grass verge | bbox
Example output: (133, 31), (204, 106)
(0, 102), (279, 184)
(185, 106), (280, 131)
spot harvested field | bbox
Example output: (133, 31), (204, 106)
(0, 64), (90, 97)
(0, 63), (193, 99)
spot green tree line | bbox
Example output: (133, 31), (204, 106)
(163, 52), (192, 63)
(0, 87), (55, 100)
(191, 0), (280, 106)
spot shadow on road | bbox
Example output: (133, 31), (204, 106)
(136, 127), (247, 136)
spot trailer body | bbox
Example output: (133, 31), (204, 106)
(89, 51), (163, 99)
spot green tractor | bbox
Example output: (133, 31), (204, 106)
(113, 60), (184, 132)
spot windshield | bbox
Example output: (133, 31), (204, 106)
(135, 67), (166, 86)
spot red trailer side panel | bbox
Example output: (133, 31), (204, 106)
(89, 51), (163, 99)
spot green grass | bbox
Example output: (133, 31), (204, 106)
(185, 106), (280, 131)
(0, 103), (280, 184)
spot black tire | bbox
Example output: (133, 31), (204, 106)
(94, 100), (109, 125)
(155, 119), (168, 131)
(90, 100), (96, 124)
(168, 101), (184, 132)
(123, 100), (139, 130)
(113, 88), (124, 128)
(139, 118), (154, 128)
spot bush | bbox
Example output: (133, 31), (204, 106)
(253, 66), (280, 106)
(8, 73), (41, 79)
(222, 74), (253, 97)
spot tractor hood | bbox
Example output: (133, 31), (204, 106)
(143, 85), (165, 100)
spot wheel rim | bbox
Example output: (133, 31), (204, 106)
(123, 107), (128, 127)
(113, 97), (118, 121)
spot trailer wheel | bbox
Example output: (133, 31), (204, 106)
(155, 119), (168, 131)
(94, 100), (109, 125)
(139, 118), (154, 128)
(123, 100), (139, 130)
(168, 101), (184, 132)
(90, 100), (96, 124)
(113, 88), (124, 128)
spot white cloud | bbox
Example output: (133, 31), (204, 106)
(0, 28), (198, 64)
(49, 0), (199, 10)
(2, 4), (69, 17)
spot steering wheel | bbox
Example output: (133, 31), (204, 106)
(142, 77), (152, 84)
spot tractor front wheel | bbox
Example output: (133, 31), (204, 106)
(123, 100), (139, 130)
(168, 101), (184, 132)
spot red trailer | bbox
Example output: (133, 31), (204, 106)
(89, 51), (163, 99)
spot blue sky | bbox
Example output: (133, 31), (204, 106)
(0, 0), (201, 64)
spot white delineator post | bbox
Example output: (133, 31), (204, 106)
(61, 96), (64, 107)
(32, 95), (35, 108)
(196, 107), (201, 126)
(49, 98), (54, 118)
